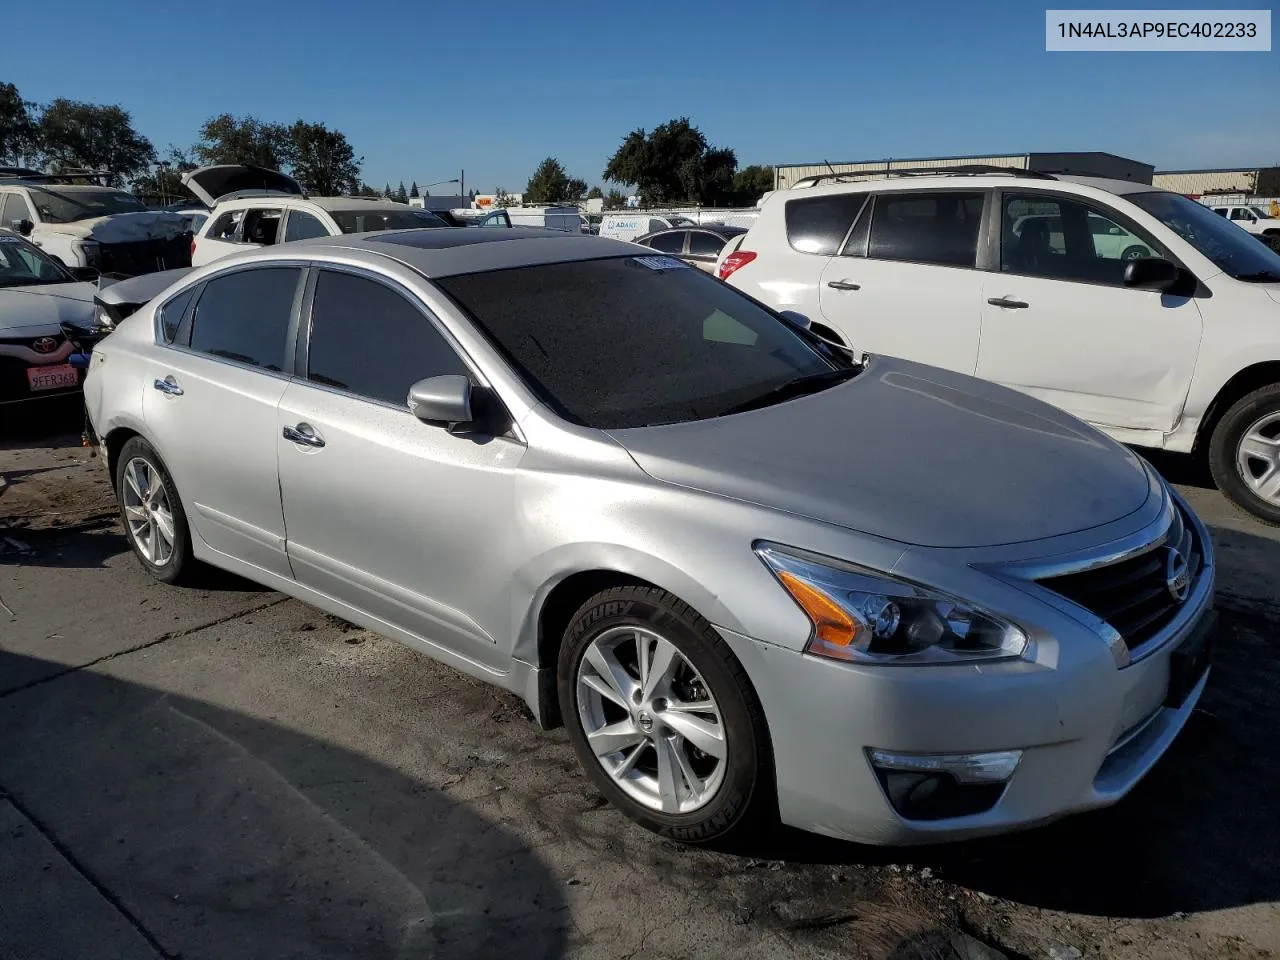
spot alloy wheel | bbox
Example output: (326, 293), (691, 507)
(1236, 412), (1280, 507)
(121, 456), (177, 566)
(575, 625), (727, 814)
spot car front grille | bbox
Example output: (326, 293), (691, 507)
(1037, 504), (1202, 651)
(97, 235), (192, 277)
(0, 333), (73, 401)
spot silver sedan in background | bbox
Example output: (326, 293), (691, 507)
(84, 229), (1214, 844)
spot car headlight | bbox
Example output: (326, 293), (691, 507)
(756, 543), (1028, 665)
(90, 305), (115, 335)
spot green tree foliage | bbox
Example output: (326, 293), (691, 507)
(383, 183), (393, 198)
(131, 146), (198, 205)
(37, 99), (155, 185)
(287, 120), (361, 195)
(409, 181), (419, 198)
(603, 188), (628, 210)
(731, 165), (775, 205)
(603, 118), (738, 206)
(0, 82), (38, 167)
(193, 114), (292, 169)
(525, 157), (569, 203)
(586, 185), (603, 200)
(396, 181), (409, 203)
(494, 187), (514, 207)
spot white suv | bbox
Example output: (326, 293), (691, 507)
(183, 165), (447, 266)
(721, 170), (1280, 523)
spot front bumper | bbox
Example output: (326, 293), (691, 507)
(719, 494), (1216, 845)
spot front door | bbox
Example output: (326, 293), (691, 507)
(277, 267), (524, 668)
(818, 190), (988, 373)
(976, 191), (1203, 433)
(142, 266), (304, 578)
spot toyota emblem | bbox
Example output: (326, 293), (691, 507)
(1165, 546), (1192, 603)
(32, 336), (58, 354)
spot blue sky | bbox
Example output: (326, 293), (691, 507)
(5, 0), (1278, 193)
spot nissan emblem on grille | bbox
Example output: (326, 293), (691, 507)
(32, 336), (58, 354)
(1166, 545), (1192, 602)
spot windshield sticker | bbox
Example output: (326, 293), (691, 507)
(632, 255), (689, 271)
(0, 235), (21, 243)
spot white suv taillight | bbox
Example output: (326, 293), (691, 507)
(718, 250), (757, 280)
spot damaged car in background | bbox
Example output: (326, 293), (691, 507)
(0, 169), (191, 277)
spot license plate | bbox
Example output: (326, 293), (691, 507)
(26, 364), (79, 392)
(1165, 609), (1215, 708)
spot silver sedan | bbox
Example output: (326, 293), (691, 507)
(84, 229), (1215, 844)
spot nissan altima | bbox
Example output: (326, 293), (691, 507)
(83, 228), (1215, 844)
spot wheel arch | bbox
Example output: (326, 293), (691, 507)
(1195, 361), (1280, 454)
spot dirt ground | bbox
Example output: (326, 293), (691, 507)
(2, 402), (1279, 960)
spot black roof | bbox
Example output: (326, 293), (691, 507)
(368, 226), (571, 249)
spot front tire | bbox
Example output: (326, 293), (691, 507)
(115, 436), (196, 583)
(1208, 384), (1280, 525)
(557, 585), (772, 844)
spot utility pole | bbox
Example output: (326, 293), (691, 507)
(460, 169), (465, 205)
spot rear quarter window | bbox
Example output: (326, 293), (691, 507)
(784, 194), (867, 255)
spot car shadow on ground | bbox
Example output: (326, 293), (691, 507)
(0, 649), (570, 960)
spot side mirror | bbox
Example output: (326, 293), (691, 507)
(16, 218), (34, 237)
(1123, 256), (1180, 292)
(778, 310), (812, 331)
(69, 266), (100, 282)
(408, 375), (472, 429)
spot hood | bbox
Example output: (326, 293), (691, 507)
(181, 164), (303, 208)
(0, 282), (98, 333)
(41, 211), (188, 243)
(94, 267), (191, 323)
(609, 358), (1152, 548)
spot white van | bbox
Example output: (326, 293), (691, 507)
(598, 213), (697, 242)
(477, 206), (581, 232)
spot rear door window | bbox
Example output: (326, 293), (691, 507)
(241, 209), (282, 245)
(866, 191), (985, 268)
(283, 210), (331, 242)
(647, 232), (686, 254)
(784, 194), (866, 255)
(188, 267), (302, 371)
(688, 232), (725, 257)
(206, 209), (245, 240)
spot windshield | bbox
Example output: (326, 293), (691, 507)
(28, 187), (147, 223)
(330, 209), (446, 233)
(436, 256), (840, 429)
(1128, 191), (1280, 281)
(1249, 206), (1274, 219)
(0, 234), (72, 287)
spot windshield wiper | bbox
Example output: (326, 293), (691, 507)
(1235, 271), (1280, 282)
(721, 367), (860, 416)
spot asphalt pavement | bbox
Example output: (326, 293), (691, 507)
(2, 410), (1278, 960)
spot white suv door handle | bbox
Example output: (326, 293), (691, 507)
(826, 279), (861, 291)
(153, 375), (183, 396)
(283, 423), (325, 448)
(987, 297), (1029, 309)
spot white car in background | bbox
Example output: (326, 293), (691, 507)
(722, 170), (1280, 524)
(476, 206), (583, 232)
(1208, 204), (1280, 250)
(183, 165), (447, 267)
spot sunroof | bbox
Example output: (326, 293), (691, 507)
(370, 227), (569, 249)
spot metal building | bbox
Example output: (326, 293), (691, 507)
(1151, 168), (1263, 196)
(773, 152), (1154, 189)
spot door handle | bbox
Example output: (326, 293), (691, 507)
(987, 297), (1029, 309)
(826, 279), (861, 291)
(283, 423), (325, 448)
(152, 375), (183, 396)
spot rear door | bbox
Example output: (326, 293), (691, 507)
(142, 265), (305, 578)
(818, 189), (988, 373)
(976, 189), (1203, 433)
(277, 267), (522, 668)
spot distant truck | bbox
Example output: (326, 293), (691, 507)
(477, 206), (583, 232)
(1207, 203), (1280, 250)
(0, 169), (190, 276)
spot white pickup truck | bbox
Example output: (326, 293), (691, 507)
(0, 170), (190, 276)
(1207, 203), (1280, 251)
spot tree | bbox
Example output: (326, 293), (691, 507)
(564, 177), (588, 202)
(0, 82), (37, 167)
(603, 188), (627, 210)
(586, 186), (603, 200)
(409, 181), (419, 198)
(494, 187), (514, 207)
(36, 99), (155, 185)
(194, 114), (292, 170)
(731, 165), (775, 205)
(395, 181), (408, 203)
(356, 181), (380, 198)
(603, 117), (739, 206)
(288, 120), (361, 195)
(383, 183), (393, 198)
(131, 145), (197, 205)
(525, 157), (569, 204)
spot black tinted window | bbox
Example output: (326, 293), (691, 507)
(307, 271), (466, 405)
(158, 287), (196, 343)
(284, 210), (330, 242)
(647, 232), (685, 254)
(2, 193), (33, 228)
(688, 231), (726, 256)
(1001, 195), (1161, 285)
(189, 268), (300, 371)
(784, 194), (866, 255)
(436, 257), (835, 429)
(867, 191), (984, 267)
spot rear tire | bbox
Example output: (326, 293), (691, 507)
(557, 585), (773, 844)
(1208, 384), (1280, 525)
(115, 436), (196, 583)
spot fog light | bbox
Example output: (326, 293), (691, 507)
(868, 749), (1021, 821)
